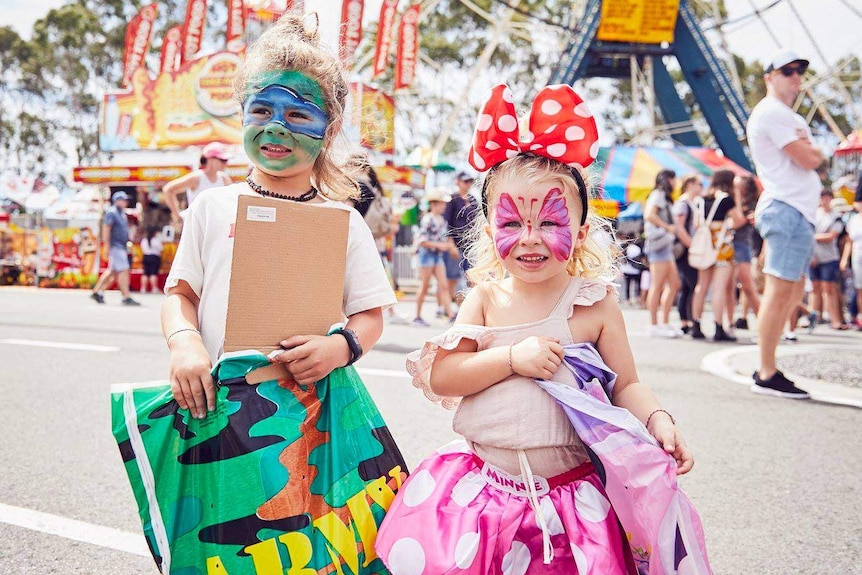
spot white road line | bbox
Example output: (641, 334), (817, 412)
(0, 503), (148, 557)
(0, 339), (120, 352)
(356, 367), (410, 379)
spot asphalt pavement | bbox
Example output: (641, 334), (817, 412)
(0, 287), (859, 574)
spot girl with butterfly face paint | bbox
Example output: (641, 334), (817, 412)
(376, 86), (711, 575)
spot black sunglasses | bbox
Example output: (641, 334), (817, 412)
(778, 63), (808, 77)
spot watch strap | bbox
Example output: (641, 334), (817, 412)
(329, 327), (362, 366)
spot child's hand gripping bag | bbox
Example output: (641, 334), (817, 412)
(111, 350), (408, 575)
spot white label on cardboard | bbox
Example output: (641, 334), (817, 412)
(246, 206), (277, 222)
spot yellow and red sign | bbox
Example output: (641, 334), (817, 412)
(597, 0), (680, 44)
(394, 4), (421, 90)
(122, 3), (159, 88)
(226, 0), (246, 51)
(159, 26), (182, 74)
(351, 83), (395, 155)
(73, 165), (249, 184)
(100, 51), (243, 151)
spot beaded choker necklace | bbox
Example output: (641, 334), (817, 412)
(246, 175), (318, 202)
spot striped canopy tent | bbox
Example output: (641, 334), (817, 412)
(589, 146), (753, 218)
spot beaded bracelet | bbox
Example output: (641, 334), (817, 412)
(645, 408), (675, 429)
(166, 328), (201, 347)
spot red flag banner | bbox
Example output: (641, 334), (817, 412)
(159, 26), (182, 74)
(122, 3), (159, 88)
(394, 3), (421, 90)
(339, 0), (364, 66)
(181, 0), (208, 64)
(226, 0), (245, 51)
(372, 0), (399, 79)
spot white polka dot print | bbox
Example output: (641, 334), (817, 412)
(476, 114), (493, 132)
(453, 531), (480, 568)
(575, 482), (611, 522)
(678, 555), (697, 575)
(590, 141), (600, 159)
(472, 151), (486, 170)
(502, 88), (514, 102)
(485, 141), (501, 150)
(526, 131), (534, 142)
(544, 124), (558, 134)
(546, 143), (567, 157)
(402, 469), (436, 507)
(565, 126), (586, 141)
(574, 102), (592, 117)
(388, 538), (426, 575)
(498, 114), (517, 132)
(501, 541), (531, 575)
(505, 149), (519, 159)
(570, 542), (588, 574)
(567, 162), (585, 170)
(541, 99), (563, 115)
(530, 144), (543, 151)
(539, 496), (565, 535)
(451, 471), (485, 506)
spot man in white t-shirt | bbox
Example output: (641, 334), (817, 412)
(747, 49), (825, 399)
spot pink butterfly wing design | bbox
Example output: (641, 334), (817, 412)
(493, 193), (522, 260)
(538, 188), (573, 261)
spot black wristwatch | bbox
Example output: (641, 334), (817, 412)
(330, 327), (363, 366)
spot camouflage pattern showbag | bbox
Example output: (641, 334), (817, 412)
(111, 351), (407, 575)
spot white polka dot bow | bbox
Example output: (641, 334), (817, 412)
(468, 84), (600, 173)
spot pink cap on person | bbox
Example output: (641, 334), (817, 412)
(202, 142), (231, 161)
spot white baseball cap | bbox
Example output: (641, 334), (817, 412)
(765, 49), (809, 73)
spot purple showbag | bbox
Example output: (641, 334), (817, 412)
(535, 343), (713, 575)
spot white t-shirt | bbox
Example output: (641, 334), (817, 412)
(141, 234), (163, 256)
(847, 213), (862, 258)
(187, 169), (232, 207)
(747, 96), (821, 224)
(165, 183), (397, 362)
(812, 208), (843, 263)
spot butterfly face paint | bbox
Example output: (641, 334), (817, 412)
(493, 188), (573, 261)
(242, 70), (328, 174)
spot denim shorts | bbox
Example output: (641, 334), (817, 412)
(645, 243), (674, 263)
(443, 250), (464, 280)
(417, 248), (444, 268)
(809, 260), (840, 283)
(108, 246), (130, 272)
(755, 200), (814, 282)
(732, 240), (753, 264)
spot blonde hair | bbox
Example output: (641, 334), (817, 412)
(465, 154), (619, 284)
(234, 12), (358, 201)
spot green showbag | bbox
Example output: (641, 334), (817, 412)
(111, 351), (408, 575)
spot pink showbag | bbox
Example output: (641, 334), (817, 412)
(535, 344), (713, 575)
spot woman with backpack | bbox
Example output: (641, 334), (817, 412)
(672, 175), (704, 335)
(689, 170), (746, 341)
(644, 169), (682, 337)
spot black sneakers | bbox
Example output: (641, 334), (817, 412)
(90, 292), (105, 304)
(751, 371), (811, 400)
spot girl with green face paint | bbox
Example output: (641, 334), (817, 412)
(242, 70), (329, 179)
(155, 13), (403, 574)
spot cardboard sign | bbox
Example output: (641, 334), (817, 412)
(224, 195), (349, 355)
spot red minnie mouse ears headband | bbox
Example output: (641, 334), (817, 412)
(468, 84), (600, 224)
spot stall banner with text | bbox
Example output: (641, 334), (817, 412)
(351, 84), (396, 154)
(100, 51), (243, 152)
(597, 0), (680, 44)
(112, 353), (407, 575)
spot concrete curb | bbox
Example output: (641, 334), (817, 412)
(701, 344), (862, 409)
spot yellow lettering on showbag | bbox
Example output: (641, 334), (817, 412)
(245, 538), (284, 575)
(206, 556), (230, 575)
(314, 507), (359, 575)
(278, 532), (317, 575)
(365, 475), (397, 512)
(346, 488), (379, 566)
(389, 465), (404, 491)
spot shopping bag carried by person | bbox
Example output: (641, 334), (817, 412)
(111, 351), (407, 575)
(688, 193), (729, 270)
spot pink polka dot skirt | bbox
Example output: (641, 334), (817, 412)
(375, 441), (634, 575)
